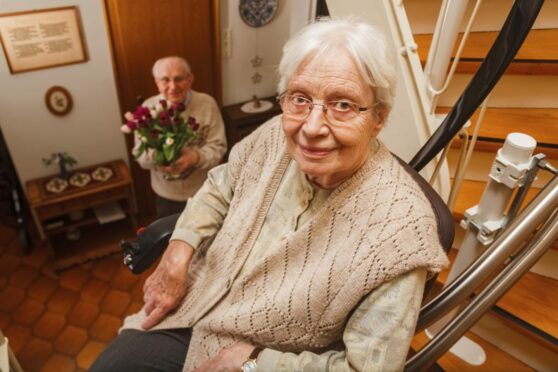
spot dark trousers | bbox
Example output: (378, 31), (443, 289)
(156, 196), (187, 218)
(90, 328), (191, 372)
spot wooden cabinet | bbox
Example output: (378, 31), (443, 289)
(222, 96), (282, 156)
(25, 159), (136, 269)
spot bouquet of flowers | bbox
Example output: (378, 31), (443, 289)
(121, 100), (199, 168)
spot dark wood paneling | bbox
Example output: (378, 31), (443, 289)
(103, 0), (221, 219)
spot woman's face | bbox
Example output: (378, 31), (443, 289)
(281, 49), (384, 189)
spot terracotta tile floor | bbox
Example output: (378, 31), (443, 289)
(0, 225), (154, 371)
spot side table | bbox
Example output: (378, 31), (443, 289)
(25, 159), (137, 269)
(222, 96), (282, 157)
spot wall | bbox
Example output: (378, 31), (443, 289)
(0, 0), (127, 184)
(220, 0), (315, 106)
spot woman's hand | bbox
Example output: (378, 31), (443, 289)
(160, 147), (199, 175)
(194, 342), (256, 372)
(142, 240), (194, 329)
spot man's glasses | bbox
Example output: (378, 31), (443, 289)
(277, 94), (373, 123)
(156, 76), (188, 85)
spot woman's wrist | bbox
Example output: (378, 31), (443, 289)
(166, 240), (195, 268)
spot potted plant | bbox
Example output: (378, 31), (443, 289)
(42, 152), (78, 180)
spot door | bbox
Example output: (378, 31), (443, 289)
(104, 0), (221, 219)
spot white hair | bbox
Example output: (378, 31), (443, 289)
(278, 17), (397, 118)
(152, 56), (191, 77)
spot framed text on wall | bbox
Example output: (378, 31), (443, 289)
(0, 6), (88, 74)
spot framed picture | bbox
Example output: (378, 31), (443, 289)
(45, 86), (73, 116)
(0, 6), (87, 74)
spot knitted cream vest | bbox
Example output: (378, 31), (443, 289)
(123, 117), (448, 370)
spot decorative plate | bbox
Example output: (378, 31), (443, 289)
(69, 172), (91, 188)
(239, 0), (278, 28)
(92, 166), (113, 182)
(46, 177), (68, 194)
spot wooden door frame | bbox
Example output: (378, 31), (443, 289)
(101, 0), (222, 219)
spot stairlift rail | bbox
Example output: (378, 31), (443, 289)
(415, 173), (558, 333)
(407, 204), (558, 371)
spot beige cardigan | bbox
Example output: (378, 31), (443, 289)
(124, 117), (448, 370)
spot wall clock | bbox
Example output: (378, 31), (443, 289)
(239, 0), (278, 28)
(45, 86), (73, 116)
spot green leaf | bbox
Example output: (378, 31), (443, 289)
(163, 145), (175, 163)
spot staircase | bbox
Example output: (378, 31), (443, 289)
(406, 0), (558, 369)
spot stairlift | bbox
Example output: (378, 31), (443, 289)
(120, 0), (558, 370)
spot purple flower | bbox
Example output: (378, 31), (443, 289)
(126, 120), (136, 130)
(159, 99), (168, 109)
(175, 102), (186, 112)
(172, 117), (181, 126)
(188, 117), (199, 130)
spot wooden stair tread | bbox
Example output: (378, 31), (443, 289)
(496, 271), (558, 342)
(415, 29), (558, 61)
(437, 250), (558, 354)
(414, 29), (558, 75)
(412, 331), (533, 371)
(437, 107), (558, 147)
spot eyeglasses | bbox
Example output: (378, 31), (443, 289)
(277, 94), (373, 123)
(156, 76), (188, 85)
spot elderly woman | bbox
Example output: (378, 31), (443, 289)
(92, 17), (448, 372)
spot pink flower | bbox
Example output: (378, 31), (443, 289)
(120, 124), (132, 134)
(124, 112), (134, 121)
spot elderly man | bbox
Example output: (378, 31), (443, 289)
(134, 56), (227, 217)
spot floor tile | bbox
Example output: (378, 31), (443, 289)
(33, 311), (66, 340)
(100, 289), (131, 317)
(89, 313), (122, 342)
(55, 325), (88, 357)
(4, 323), (31, 354)
(110, 266), (139, 291)
(91, 255), (120, 281)
(22, 244), (52, 269)
(124, 301), (143, 317)
(0, 286), (25, 311)
(47, 287), (78, 315)
(9, 264), (39, 289)
(76, 340), (106, 370)
(0, 310), (10, 329)
(131, 279), (145, 303)
(41, 353), (76, 372)
(18, 337), (53, 372)
(0, 254), (22, 277)
(80, 278), (110, 303)
(27, 274), (58, 302)
(67, 300), (100, 328)
(12, 298), (45, 326)
(59, 266), (90, 292)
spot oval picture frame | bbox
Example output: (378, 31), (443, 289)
(45, 86), (73, 116)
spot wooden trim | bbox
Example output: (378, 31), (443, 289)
(211, 0), (223, 107)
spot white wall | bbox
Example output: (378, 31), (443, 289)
(220, 0), (314, 106)
(0, 0), (127, 183)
